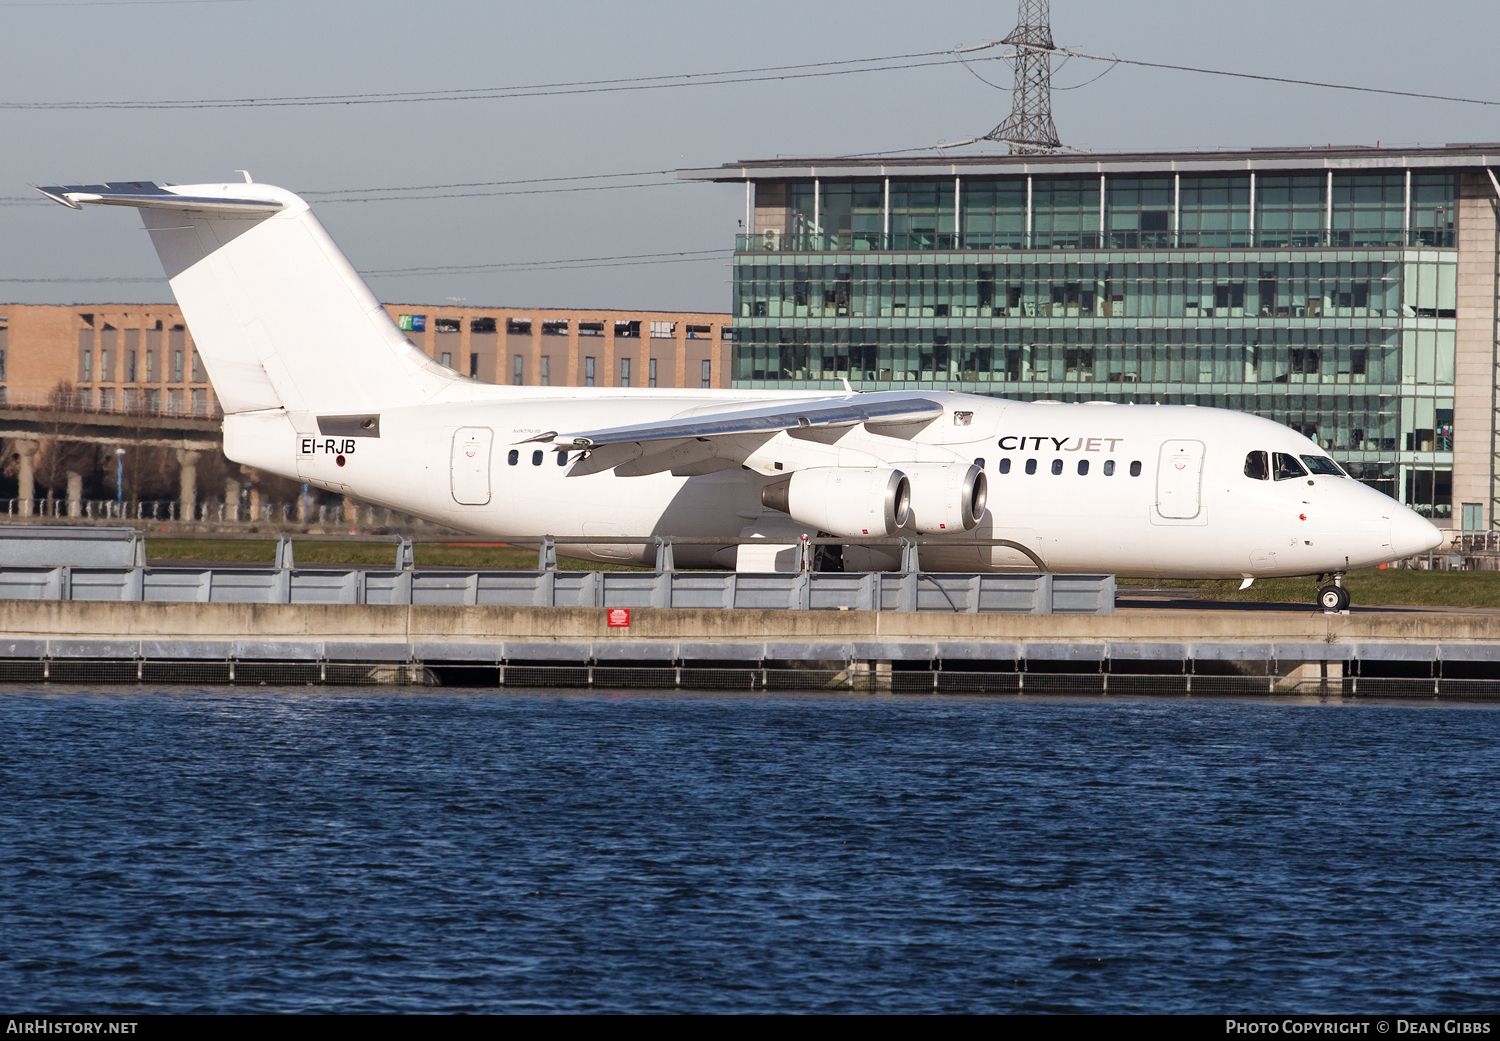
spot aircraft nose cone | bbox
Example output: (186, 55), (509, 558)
(1391, 508), (1445, 558)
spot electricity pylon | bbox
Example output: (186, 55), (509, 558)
(987, 0), (1061, 153)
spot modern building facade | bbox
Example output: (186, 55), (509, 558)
(0, 303), (733, 414)
(682, 145), (1500, 528)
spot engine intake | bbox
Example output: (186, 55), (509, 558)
(902, 462), (988, 533)
(760, 467), (910, 537)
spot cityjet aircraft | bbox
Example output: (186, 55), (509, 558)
(37, 179), (1443, 609)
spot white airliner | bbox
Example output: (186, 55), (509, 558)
(36, 179), (1443, 610)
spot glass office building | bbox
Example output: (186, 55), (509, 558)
(681, 147), (1500, 526)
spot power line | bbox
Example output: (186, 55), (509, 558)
(362, 249), (729, 276)
(315, 180), (687, 204)
(1, 49), (981, 111)
(0, 0), (250, 6)
(1033, 44), (1500, 109)
(300, 169), (677, 196)
(0, 249), (733, 284)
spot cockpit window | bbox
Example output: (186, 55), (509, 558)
(1244, 451), (1269, 481)
(1300, 454), (1344, 477)
(1273, 452), (1308, 481)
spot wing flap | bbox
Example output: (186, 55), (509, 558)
(551, 392), (945, 450)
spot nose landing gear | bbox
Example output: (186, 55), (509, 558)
(1316, 573), (1350, 612)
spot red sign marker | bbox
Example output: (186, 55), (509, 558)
(607, 608), (631, 627)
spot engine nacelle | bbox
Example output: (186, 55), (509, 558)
(761, 467), (910, 537)
(902, 462), (988, 533)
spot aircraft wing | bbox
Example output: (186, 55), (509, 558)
(532, 391), (946, 450)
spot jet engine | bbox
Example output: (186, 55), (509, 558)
(760, 467), (910, 537)
(901, 462), (988, 533)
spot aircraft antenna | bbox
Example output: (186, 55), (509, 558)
(985, 0), (1061, 154)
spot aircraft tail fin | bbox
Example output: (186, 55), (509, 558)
(35, 180), (454, 414)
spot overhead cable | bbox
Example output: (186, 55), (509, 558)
(1028, 44), (1500, 108)
(0, 49), (991, 111)
(1, 249), (733, 284)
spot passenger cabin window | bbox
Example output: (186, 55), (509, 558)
(557, 451), (568, 466)
(1273, 453), (1307, 481)
(1050, 459), (1063, 475)
(1077, 460), (1089, 476)
(1129, 461), (1142, 477)
(1103, 460), (1115, 476)
(507, 450), (519, 465)
(974, 458), (985, 469)
(1244, 450), (1270, 480)
(999, 458), (1011, 474)
(532, 450), (544, 466)
(1301, 455), (1344, 477)
(1025, 459), (1037, 475)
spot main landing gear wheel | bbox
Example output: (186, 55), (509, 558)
(1317, 584), (1351, 612)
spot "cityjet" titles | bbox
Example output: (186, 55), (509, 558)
(998, 436), (1126, 452)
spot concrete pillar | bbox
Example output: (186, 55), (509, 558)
(175, 449), (200, 521)
(66, 471), (83, 518)
(224, 478), (241, 522)
(14, 440), (39, 518)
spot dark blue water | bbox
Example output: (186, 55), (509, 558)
(2, 688), (1499, 1013)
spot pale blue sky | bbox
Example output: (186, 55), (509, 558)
(2, 0), (1497, 312)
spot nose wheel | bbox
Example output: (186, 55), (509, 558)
(1316, 580), (1350, 612)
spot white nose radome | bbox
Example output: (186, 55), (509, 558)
(1390, 508), (1445, 558)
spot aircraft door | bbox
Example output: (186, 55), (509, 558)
(451, 427), (493, 506)
(1155, 439), (1205, 520)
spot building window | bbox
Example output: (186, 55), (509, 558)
(435, 317), (460, 334)
(469, 353), (479, 378)
(80, 388), (92, 407)
(101, 388), (114, 410)
(471, 317), (497, 334)
(540, 356), (550, 386)
(513, 354), (524, 386)
(651, 321), (675, 338)
(191, 351), (203, 383)
(148, 389), (160, 411)
(615, 321), (640, 338)
(507, 318), (532, 335)
(585, 357), (595, 386)
(169, 388), (183, 412)
(80, 349), (93, 382)
(701, 359), (712, 388)
(127, 350), (137, 383)
(686, 324), (711, 339)
(0, 347), (6, 382)
(440, 352), (452, 369)
(190, 388), (204, 413)
(146, 349), (157, 383)
(172, 349), (183, 382)
(579, 322), (603, 338)
(542, 320), (568, 337)
(648, 358), (658, 388)
(99, 348), (111, 383)
(619, 358), (631, 387)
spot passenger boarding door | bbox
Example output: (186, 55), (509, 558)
(1155, 439), (1205, 520)
(451, 428), (493, 506)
